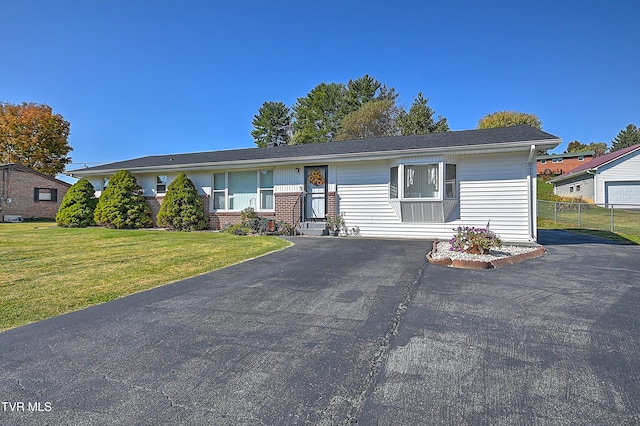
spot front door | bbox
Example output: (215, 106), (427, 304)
(304, 166), (327, 220)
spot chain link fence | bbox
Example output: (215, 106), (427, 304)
(538, 200), (640, 235)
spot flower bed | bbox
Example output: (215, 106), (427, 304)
(427, 240), (547, 269)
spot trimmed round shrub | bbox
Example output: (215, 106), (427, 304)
(156, 173), (207, 231)
(94, 170), (152, 229)
(55, 178), (98, 227)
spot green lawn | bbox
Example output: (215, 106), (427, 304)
(537, 176), (640, 244)
(0, 223), (291, 331)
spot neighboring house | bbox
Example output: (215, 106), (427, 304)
(552, 143), (640, 205)
(0, 163), (72, 221)
(67, 126), (561, 243)
(536, 151), (594, 176)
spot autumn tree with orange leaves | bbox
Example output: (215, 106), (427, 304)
(0, 102), (72, 176)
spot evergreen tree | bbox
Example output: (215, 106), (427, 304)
(94, 170), (152, 229)
(156, 173), (207, 231)
(55, 178), (98, 227)
(611, 124), (640, 152)
(251, 101), (291, 147)
(291, 82), (347, 144)
(344, 74), (398, 115)
(397, 92), (449, 135)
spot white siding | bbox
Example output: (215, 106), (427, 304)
(459, 153), (530, 242)
(274, 166), (303, 193)
(131, 172), (211, 196)
(187, 172), (213, 196)
(274, 165), (338, 193)
(336, 152), (534, 242)
(595, 149), (640, 204)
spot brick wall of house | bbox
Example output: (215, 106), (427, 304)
(537, 155), (594, 176)
(274, 192), (303, 224)
(144, 196), (163, 226)
(327, 191), (336, 219)
(204, 191), (335, 230)
(0, 166), (70, 220)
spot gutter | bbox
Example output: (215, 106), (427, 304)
(526, 145), (536, 241)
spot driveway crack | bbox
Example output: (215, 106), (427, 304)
(342, 261), (427, 424)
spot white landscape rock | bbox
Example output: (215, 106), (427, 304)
(429, 240), (540, 263)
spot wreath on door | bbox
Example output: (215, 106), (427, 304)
(308, 169), (325, 186)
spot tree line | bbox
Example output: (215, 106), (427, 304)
(250, 74), (450, 147)
(0, 91), (638, 179)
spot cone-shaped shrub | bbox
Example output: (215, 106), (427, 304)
(156, 173), (207, 231)
(94, 170), (152, 229)
(55, 178), (98, 227)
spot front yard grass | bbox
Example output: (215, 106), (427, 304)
(537, 217), (640, 245)
(0, 222), (291, 331)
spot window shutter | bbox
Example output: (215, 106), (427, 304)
(34, 188), (39, 201)
(52, 188), (58, 202)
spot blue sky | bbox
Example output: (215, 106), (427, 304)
(2, 0), (638, 174)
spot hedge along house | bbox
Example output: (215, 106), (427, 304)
(551, 143), (640, 205)
(67, 126), (560, 242)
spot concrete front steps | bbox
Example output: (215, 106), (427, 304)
(298, 221), (327, 236)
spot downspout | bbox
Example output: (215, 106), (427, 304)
(526, 145), (536, 242)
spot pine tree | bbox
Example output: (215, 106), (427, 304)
(94, 170), (152, 229)
(397, 92), (449, 135)
(156, 173), (207, 231)
(251, 101), (291, 147)
(611, 124), (640, 152)
(55, 179), (98, 227)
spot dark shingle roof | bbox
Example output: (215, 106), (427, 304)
(69, 126), (560, 175)
(0, 163), (72, 186)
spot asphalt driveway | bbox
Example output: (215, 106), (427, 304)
(1, 231), (639, 425)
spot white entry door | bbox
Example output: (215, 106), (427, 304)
(305, 166), (327, 220)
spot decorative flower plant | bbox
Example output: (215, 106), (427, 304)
(449, 226), (502, 254)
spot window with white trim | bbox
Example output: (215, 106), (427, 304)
(552, 158), (563, 163)
(404, 164), (439, 199)
(212, 170), (274, 211)
(259, 170), (274, 210)
(390, 166), (399, 199)
(213, 173), (226, 210)
(389, 162), (459, 222)
(156, 175), (167, 194)
(445, 164), (457, 198)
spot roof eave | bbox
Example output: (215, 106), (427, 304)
(67, 138), (561, 177)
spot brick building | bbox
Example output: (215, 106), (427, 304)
(0, 163), (71, 221)
(536, 151), (594, 176)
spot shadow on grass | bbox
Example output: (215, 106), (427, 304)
(538, 228), (639, 246)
